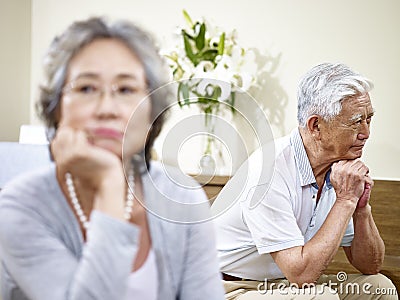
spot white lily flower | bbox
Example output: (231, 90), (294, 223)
(239, 73), (253, 91)
(164, 11), (259, 110)
(216, 55), (233, 71)
(213, 65), (234, 85)
(193, 61), (214, 78)
(230, 45), (242, 61)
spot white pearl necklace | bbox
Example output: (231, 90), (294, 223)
(65, 168), (135, 230)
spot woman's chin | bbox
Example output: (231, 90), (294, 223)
(91, 140), (122, 158)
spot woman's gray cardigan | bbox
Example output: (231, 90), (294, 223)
(0, 162), (225, 300)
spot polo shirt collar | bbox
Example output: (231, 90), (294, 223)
(290, 128), (333, 189)
(291, 128), (315, 186)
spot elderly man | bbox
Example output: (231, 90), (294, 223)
(215, 63), (397, 299)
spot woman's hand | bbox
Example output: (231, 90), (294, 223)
(52, 126), (128, 221)
(51, 126), (124, 190)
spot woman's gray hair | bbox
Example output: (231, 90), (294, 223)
(297, 63), (373, 127)
(36, 17), (172, 168)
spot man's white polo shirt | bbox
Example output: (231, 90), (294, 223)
(215, 128), (354, 281)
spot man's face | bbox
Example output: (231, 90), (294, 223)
(319, 93), (374, 161)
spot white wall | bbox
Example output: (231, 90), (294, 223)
(0, 0), (31, 141)
(26, 0), (400, 179)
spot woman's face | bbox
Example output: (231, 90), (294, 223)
(59, 38), (152, 159)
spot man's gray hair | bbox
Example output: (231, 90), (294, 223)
(297, 63), (373, 127)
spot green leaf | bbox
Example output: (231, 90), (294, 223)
(182, 10), (194, 28)
(197, 97), (208, 104)
(184, 31), (195, 40)
(195, 22), (206, 50)
(218, 32), (225, 55)
(181, 82), (190, 106)
(212, 85), (222, 101)
(204, 104), (212, 115)
(183, 32), (197, 65)
(198, 49), (219, 63)
(177, 82), (184, 107)
(177, 82), (191, 107)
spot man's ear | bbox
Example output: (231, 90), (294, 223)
(306, 115), (321, 139)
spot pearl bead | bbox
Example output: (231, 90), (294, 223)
(65, 166), (135, 230)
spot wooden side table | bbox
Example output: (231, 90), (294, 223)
(192, 174), (230, 205)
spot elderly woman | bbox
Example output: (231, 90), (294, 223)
(0, 17), (224, 300)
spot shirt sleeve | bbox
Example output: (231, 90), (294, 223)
(177, 190), (225, 300)
(241, 168), (305, 254)
(0, 188), (140, 300)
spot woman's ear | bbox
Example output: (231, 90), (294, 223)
(306, 115), (321, 139)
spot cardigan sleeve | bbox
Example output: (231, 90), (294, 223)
(0, 183), (140, 300)
(176, 188), (225, 300)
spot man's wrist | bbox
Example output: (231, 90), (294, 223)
(353, 203), (372, 218)
(334, 197), (358, 210)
